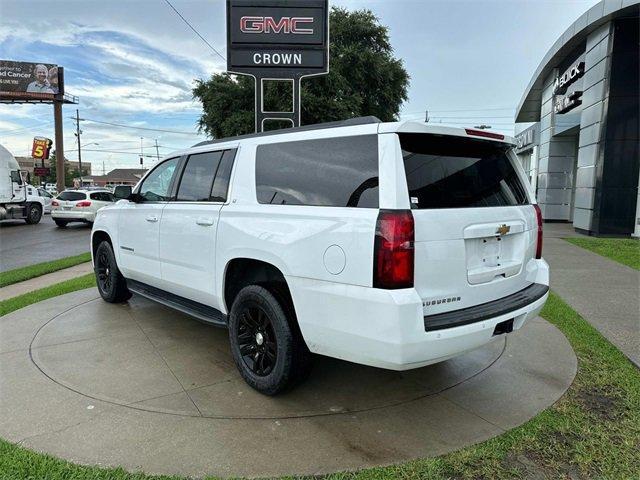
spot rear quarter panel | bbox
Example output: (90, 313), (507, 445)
(216, 140), (379, 313)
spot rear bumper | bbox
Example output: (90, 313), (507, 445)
(288, 259), (550, 370)
(424, 283), (549, 331)
(51, 210), (95, 222)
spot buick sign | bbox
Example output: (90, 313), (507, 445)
(553, 61), (585, 95)
(227, 0), (329, 75)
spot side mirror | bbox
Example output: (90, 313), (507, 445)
(113, 185), (132, 200)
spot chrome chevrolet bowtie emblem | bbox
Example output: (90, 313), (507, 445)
(496, 224), (510, 236)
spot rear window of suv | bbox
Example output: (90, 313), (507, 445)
(400, 133), (529, 209)
(256, 135), (379, 208)
(57, 191), (86, 201)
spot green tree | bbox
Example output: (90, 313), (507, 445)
(193, 7), (410, 138)
(46, 151), (88, 187)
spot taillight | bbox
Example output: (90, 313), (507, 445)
(533, 204), (543, 259)
(373, 210), (414, 289)
(51, 200), (59, 206)
(76, 201), (92, 207)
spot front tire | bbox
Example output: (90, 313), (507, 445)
(94, 240), (131, 303)
(25, 203), (42, 224)
(228, 285), (310, 395)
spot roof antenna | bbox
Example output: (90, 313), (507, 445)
(425, 110), (430, 123)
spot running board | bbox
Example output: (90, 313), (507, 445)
(126, 279), (227, 328)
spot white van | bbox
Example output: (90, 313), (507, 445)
(91, 117), (549, 394)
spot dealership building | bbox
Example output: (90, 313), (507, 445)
(515, 0), (639, 236)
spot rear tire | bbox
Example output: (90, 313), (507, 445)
(54, 219), (68, 228)
(25, 203), (42, 224)
(94, 240), (131, 303)
(228, 285), (311, 395)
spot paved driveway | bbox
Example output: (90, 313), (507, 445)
(0, 215), (91, 272)
(0, 289), (576, 478)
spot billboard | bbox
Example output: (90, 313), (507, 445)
(0, 61), (63, 100)
(227, 0), (329, 75)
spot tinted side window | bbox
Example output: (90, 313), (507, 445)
(256, 135), (379, 207)
(139, 157), (179, 202)
(58, 191), (86, 201)
(210, 149), (236, 202)
(90, 192), (114, 202)
(176, 151), (223, 202)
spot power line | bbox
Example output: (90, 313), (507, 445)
(81, 118), (200, 135)
(0, 120), (55, 136)
(67, 148), (159, 157)
(163, 0), (226, 62)
(429, 115), (514, 119)
(403, 106), (515, 114)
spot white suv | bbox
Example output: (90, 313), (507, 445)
(91, 118), (549, 395)
(52, 189), (115, 227)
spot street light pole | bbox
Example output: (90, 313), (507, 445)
(140, 137), (144, 170)
(76, 109), (83, 187)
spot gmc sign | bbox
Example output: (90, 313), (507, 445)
(227, 0), (328, 74)
(240, 16), (314, 35)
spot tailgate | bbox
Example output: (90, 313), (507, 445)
(397, 132), (538, 316)
(413, 206), (538, 316)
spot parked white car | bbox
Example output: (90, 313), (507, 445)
(91, 118), (549, 395)
(52, 189), (115, 227)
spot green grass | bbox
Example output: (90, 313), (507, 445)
(565, 237), (640, 270)
(0, 253), (92, 288)
(0, 291), (639, 479)
(0, 274), (95, 317)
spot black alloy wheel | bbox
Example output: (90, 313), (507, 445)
(237, 306), (278, 376)
(94, 240), (131, 303)
(228, 285), (312, 395)
(95, 248), (113, 295)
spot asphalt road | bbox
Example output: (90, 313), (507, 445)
(0, 214), (91, 272)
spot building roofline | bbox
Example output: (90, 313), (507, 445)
(515, 0), (639, 123)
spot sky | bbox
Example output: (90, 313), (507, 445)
(0, 0), (598, 174)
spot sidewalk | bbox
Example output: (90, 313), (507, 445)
(543, 223), (640, 367)
(0, 262), (93, 302)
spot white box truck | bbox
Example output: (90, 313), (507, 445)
(0, 143), (45, 224)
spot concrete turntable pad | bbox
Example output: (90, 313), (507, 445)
(0, 288), (576, 478)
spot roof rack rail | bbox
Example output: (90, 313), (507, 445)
(191, 116), (381, 148)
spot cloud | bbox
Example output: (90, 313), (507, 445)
(0, 13), (212, 167)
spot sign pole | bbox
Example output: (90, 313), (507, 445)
(53, 100), (65, 192)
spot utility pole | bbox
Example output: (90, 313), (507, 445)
(154, 139), (160, 162)
(75, 109), (83, 187)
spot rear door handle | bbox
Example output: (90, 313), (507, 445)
(145, 215), (158, 223)
(196, 217), (215, 226)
